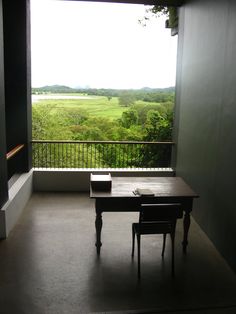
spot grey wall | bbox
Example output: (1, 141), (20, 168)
(3, 0), (32, 178)
(0, 0), (8, 208)
(0, 0), (31, 215)
(175, 0), (236, 272)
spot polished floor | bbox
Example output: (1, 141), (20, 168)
(0, 192), (236, 314)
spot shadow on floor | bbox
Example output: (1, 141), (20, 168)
(0, 192), (235, 314)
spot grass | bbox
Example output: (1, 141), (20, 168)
(33, 96), (126, 119)
(32, 95), (162, 120)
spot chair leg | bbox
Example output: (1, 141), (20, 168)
(131, 224), (135, 258)
(137, 234), (141, 279)
(170, 231), (175, 277)
(162, 233), (167, 257)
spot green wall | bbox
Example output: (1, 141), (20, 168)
(175, 0), (236, 272)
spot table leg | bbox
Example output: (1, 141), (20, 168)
(182, 211), (190, 253)
(95, 210), (102, 255)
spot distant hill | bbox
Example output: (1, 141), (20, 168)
(140, 86), (175, 93)
(32, 85), (74, 94)
(32, 85), (175, 95)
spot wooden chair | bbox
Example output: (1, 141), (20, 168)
(131, 203), (183, 279)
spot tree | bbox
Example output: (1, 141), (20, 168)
(118, 92), (135, 107)
(120, 109), (138, 128)
(145, 110), (173, 141)
(140, 110), (173, 167)
(139, 6), (178, 29)
(32, 105), (73, 140)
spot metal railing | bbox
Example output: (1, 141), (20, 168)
(32, 140), (174, 169)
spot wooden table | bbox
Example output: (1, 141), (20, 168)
(90, 176), (199, 255)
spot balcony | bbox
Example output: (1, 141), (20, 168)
(2, 142), (236, 313)
(1, 0), (236, 313)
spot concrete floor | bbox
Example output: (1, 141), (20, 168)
(0, 192), (236, 314)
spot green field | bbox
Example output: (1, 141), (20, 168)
(33, 96), (124, 119)
(32, 91), (173, 145)
(32, 95), (161, 120)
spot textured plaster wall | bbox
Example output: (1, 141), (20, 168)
(175, 0), (236, 272)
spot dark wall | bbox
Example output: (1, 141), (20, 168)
(0, 0), (8, 207)
(175, 0), (236, 271)
(3, 0), (32, 177)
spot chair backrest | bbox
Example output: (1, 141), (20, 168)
(139, 203), (183, 223)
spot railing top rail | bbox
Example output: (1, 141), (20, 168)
(31, 140), (175, 145)
(6, 144), (25, 160)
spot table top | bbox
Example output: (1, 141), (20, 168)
(90, 176), (198, 199)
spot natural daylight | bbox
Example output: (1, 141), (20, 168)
(31, 1), (178, 168)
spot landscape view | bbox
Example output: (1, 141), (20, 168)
(31, 1), (177, 168)
(32, 85), (174, 142)
(32, 86), (175, 168)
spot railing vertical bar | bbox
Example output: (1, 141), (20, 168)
(34, 143), (36, 168)
(103, 144), (106, 168)
(119, 144), (121, 168)
(94, 143), (96, 168)
(127, 144), (129, 168)
(73, 142), (75, 168)
(58, 143), (60, 168)
(84, 143), (85, 168)
(86, 143), (87, 168)
(130, 143), (133, 168)
(41, 143), (44, 168)
(61, 143), (63, 168)
(101, 144), (103, 168)
(93, 144), (95, 168)
(45, 143), (47, 168)
(49, 142), (51, 168)
(38, 144), (42, 167)
(64, 142), (66, 168)
(98, 144), (100, 168)
(126, 144), (129, 168)
(131, 143), (134, 168)
(58, 142), (60, 168)
(74, 143), (76, 168)
(34, 143), (35, 168)
(66, 142), (68, 168)
(82, 144), (84, 169)
(91, 144), (93, 168)
(112, 144), (114, 168)
(62, 143), (64, 168)
(53, 143), (55, 168)
(115, 144), (118, 168)
(77, 142), (79, 169)
(46, 143), (48, 168)
(48, 143), (49, 168)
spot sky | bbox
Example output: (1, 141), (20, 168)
(31, 0), (178, 89)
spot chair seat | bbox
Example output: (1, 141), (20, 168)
(133, 221), (173, 235)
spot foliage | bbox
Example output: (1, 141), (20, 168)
(32, 104), (73, 140)
(139, 6), (178, 29)
(118, 92), (136, 107)
(145, 110), (173, 141)
(120, 109), (138, 128)
(32, 88), (175, 167)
